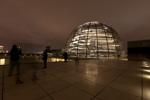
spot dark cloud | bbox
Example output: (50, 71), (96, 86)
(0, 0), (150, 52)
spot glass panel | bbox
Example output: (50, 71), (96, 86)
(66, 21), (123, 58)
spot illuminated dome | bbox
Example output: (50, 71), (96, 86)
(0, 46), (4, 53)
(66, 21), (124, 58)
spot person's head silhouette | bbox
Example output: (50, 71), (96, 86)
(12, 45), (17, 49)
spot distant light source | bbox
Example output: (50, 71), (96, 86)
(6, 50), (8, 53)
(120, 59), (128, 61)
(50, 58), (64, 62)
(0, 59), (5, 65)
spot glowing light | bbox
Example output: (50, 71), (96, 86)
(79, 44), (86, 46)
(72, 47), (77, 49)
(143, 69), (150, 73)
(0, 59), (5, 65)
(142, 61), (150, 68)
(50, 58), (65, 62)
(143, 74), (150, 79)
(144, 88), (150, 98)
(79, 40), (86, 42)
(82, 30), (89, 32)
(78, 47), (85, 49)
(73, 41), (78, 44)
(120, 59), (128, 61)
(6, 50), (9, 53)
(85, 68), (98, 75)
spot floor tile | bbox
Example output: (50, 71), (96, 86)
(4, 85), (47, 100)
(96, 87), (141, 100)
(87, 75), (116, 86)
(37, 95), (53, 100)
(92, 97), (102, 100)
(53, 72), (74, 78)
(4, 72), (36, 90)
(37, 79), (70, 94)
(74, 80), (105, 95)
(0, 60), (147, 100)
(143, 78), (150, 100)
(109, 81), (141, 97)
(75, 73), (96, 79)
(51, 86), (93, 100)
(60, 75), (85, 84)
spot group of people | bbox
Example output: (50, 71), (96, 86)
(8, 45), (69, 84)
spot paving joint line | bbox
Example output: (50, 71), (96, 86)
(48, 73), (91, 95)
(110, 87), (141, 99)
(1, 65), (5, 100)
(141, 65), (143, 100)
(22, 68), (55, 100)
(90, 68), (128, 100)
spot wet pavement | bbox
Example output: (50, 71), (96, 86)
(0, 59), (150, 100)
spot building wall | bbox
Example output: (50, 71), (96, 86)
(128, 40), (150, 60)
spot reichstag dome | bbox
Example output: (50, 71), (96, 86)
(66, 21), (124, 58)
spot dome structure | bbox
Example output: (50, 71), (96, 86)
(66, 21), (124, 58)
(0, 46), (4, 53)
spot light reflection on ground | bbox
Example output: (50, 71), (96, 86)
(143, 61), (150, 68)
(143, 74), (150, 79)
(144, 88), (150, 98)
(143, 69), (150, 73)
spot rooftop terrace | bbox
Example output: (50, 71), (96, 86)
(0, 59), (150, 100)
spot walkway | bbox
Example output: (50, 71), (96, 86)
(0, 59), (150, 100)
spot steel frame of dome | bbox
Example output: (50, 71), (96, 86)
(66, 21), (123, 58)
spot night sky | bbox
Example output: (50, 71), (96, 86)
(0, 0), (150, 53)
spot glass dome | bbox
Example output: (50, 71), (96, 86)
(66, 21), (124, 58)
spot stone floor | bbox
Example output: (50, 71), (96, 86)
(0, 59), (150, 100)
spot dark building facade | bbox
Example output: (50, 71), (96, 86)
(128, 40), (150, 60)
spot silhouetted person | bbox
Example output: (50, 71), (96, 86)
(8, 45), (23, 84)
(117, 54), (120, 59)
(63, 52), (68, 62)
(42, 49), (48, 68)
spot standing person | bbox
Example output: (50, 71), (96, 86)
(42, 49), (48, 68)
(8, 45), (23, 84)
(63, 52), (68, 62)
(9, 45), (22, 76)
